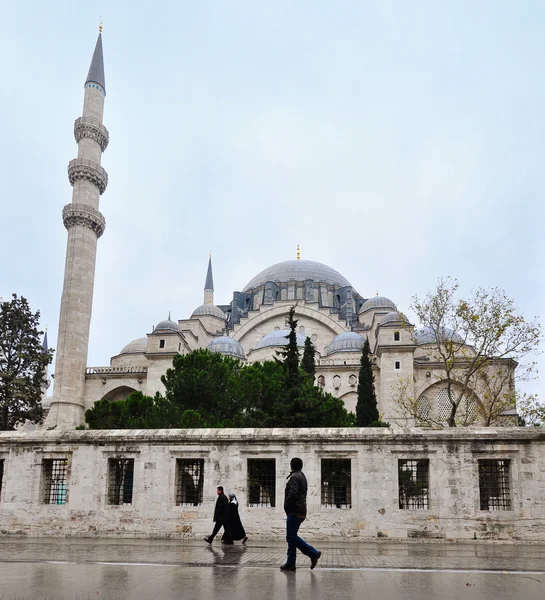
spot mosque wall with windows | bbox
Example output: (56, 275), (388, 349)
(1, 428), (544, 541)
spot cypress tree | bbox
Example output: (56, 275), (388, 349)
(275, 306), (300, 385)
(356, 337), (380, 426)
(301, 336), (316, 379)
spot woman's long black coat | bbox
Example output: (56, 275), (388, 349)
(227, 503), (246, 541)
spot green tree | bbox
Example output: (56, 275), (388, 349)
(355, 338), (380, 426)
(301, 336), (316, 379)
(0, 294), (53, 430)
(275, 306), (300, 386)
(84, 391), (159, 429)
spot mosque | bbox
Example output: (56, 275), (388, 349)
(43, 30), (514, 430)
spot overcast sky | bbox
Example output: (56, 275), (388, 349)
(2, 1), (543, 401)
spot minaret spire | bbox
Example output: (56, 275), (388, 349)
(204, 254), (214, 305)
(46, 31), (109, 429)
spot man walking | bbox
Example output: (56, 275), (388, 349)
(204, 486), (232, 544)
(280, 457), (321, 571)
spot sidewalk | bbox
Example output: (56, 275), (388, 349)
(1, 537), (545, 572)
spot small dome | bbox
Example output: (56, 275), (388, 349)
(208, 337), (245, 359)
(360, 296), (396, 314)
(255, 329), (306, 350)
(380, 311), (406, 325)
(192, 304), (226, 319)
(120, 337), (147, 354)
(325, 332), (365, 355)
(415, 326), (464, 345)
(155, 318), (179, 332)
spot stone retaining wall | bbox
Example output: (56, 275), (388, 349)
(0, 428), (544, 541)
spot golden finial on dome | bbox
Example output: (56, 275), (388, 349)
(99, 18), (103, 33)
(376, 290), (379, 296)
(297, 244), (301, 260)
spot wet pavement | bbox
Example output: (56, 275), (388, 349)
(0, 538), (544, 599)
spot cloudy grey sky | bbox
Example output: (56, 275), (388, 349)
(2, 1), (543, 401)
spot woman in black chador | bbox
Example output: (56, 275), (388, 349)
(224, 493), (248, 544)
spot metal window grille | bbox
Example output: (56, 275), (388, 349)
(321, 459), (352, 508)
(398, 459), (429, 509)
(247, 459), (276, 507)
(0, 460), (4, 497)
(437, 389), (452, 421)
(43, 459), (68, 505)
(416, 396), (431, 422)
(108, 458), (134, 505)
(479, 460), (511, 511)
(176, 459), (204, 506)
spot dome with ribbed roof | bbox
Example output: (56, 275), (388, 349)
(325, 332), (365, 355)
(120, 337), (148, 355)
(414, 326), (464, 345)
(208, 337), (245, 359)
(255, 329), (306, 350)
(243, 260), (352, 292)
(155, 318), (179, 332)
(360, 296), (396, 314)
(192, 304), (226, 319)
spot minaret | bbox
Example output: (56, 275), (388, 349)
(204, 254), (214, 305)
(46, 28), (109, 428)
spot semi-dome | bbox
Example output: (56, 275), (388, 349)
(119, 337), (148, 355)
(191, 304), (226, 320)
(155, 318), (179, 332)
(255, 329), (306, 350)
(325, 332), (365, 355)
(208, 337), (245, 359)
(243, 260), (352, 292)
(360, 296), (396, 314)
(414, 326), (464, 345)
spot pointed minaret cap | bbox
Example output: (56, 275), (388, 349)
(204, 254), (214, 292)
(86, 29), (106, 92)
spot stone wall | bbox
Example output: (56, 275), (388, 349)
(0, 428), (544, 541)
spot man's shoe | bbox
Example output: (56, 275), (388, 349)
(310, 551), (322, 570)
(242, 536), (248, 544)
(280, 563), (296, 571)
(204, 537), (212, 544)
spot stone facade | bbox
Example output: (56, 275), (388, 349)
(1, 428), (544, 541)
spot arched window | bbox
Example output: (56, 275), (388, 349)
(416, 396), (431, 422)
(317, 375), (325, 388)
(348, 374), (357, 387)
(333, 375), (341, 390)
(436, 389), (452, 421)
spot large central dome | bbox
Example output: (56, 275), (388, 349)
(243, 260), (352, 292)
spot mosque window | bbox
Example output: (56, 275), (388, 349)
(247, 459), (276, 508)
(478, 460), (511, 511)
(42, 459), (68, 505)
(394, 331), (400, 341)
(108, 458), (134, 505)
(395, 361), (400, 370)
(0, 459), (3, 498)
(176, 459), (204, 506)
(159, 339), (165, 349)
(321, 459), (352, 508)
(398, 459), (429, 509)
(348, 374), (357, 387)
(317, 375), (325, 388)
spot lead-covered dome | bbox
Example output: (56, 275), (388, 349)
(192, 304), (226, 319)
(243, 260), (352, 292)
(255, 329), (306, 350)
(414, 326), (464, 345)
(155, 318), (179, 332)
(119, 337), (148, 355)
(380, 311), (405, 325)
(325, 332), (365, 355)
(360, 296), (396, 314)
(208, 337), (245, 359)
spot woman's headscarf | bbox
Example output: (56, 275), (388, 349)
(228, 493), (238, 506)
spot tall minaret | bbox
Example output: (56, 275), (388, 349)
(46, 27), (109, 428)
(204, 254), (214, 305)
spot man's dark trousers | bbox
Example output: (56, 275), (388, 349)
(209, 520), (231, 542)
(285, 515), (319, 567)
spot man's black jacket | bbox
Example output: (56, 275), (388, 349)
(213, 492), (229, 522)
(284, 470), (308, 517)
